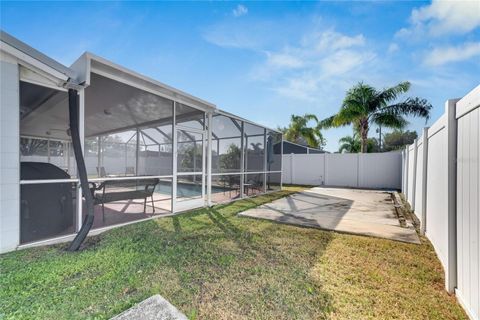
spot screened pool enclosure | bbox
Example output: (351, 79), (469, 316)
(13, 49), (282, 246)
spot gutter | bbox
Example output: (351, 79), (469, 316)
(63, 79), (95, 251)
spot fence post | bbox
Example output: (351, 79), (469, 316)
(356, 153), (360, 188)
(323, 153), (327, 185)
(411, 138), (418, 210)
(445, 99), (458, 293)
(420, 127), (429, 235)
(404, 145), (409, 200)
(290, 153), (294, 184)
(401, 150), (405, 193)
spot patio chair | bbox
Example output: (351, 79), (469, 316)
(89, 178), (159, 222)
(246, 174), (263, 195)
(96, 166), (107, 177)
(125, 166), (135, 176)
(228, 176), (241, 198)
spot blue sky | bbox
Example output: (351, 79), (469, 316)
(1, 1), (479, 151)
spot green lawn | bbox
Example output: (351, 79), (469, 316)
(0, 187), (467, 319)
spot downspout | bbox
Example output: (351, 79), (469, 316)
(65, 85), (95, 251)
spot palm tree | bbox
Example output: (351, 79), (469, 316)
(339, 134), (361, 153)
(282, 114), (325, 148)
(321, 81), (431, 153)
(338, 133), (379, 153)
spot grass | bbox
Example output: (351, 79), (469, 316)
(0, 186), (467, 320)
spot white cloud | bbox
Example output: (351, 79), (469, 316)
(266, 52), (304, 69)
(397, 0), (480, 38)
(424, 42), (480, 66)
(253, 29), (375, 101)
(204, 21), (378, 102)
(274, 74), (319, 101)
(305, 30), (365, 51)
(233, 4), (248, 17)
(320, 50), (376, 77)
(388, 43), (399, 54)
(203, 20), (277, 50)
(254, 29), (370, 74)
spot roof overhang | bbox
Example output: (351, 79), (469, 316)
(214, 109), (282, 134)
(3, 30), (279, 136)
(70, 52), (216, 113)
(1, 30), (75, 86)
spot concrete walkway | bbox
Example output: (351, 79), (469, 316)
(240, 187), (420, 244)
(111, 295), (187, 320)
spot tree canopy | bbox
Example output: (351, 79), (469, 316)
(321, 81), (431, 153)
(280, 114), (326, 149)
(382, 129), (418, 151)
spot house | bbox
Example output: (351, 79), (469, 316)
(0, 30), (283, 253)
(274, 140), (326, 154)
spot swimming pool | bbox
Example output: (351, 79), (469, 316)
(155, 180), (230, 197)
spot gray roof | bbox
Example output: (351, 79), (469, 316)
(0, 30), (76, 79)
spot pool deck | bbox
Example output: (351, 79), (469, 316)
(239, 187), (420, 244)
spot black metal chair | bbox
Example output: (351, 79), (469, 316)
(89, 178), (159, 222)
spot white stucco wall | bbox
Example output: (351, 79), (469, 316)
(0, 58), (20, 253)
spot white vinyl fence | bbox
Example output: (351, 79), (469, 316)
(403, 85), (480, 320)
(283, 151), (402, 189)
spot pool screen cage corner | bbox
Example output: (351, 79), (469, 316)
(18, 72), (282, 246)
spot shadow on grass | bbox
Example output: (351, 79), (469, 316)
(0, 189), (336, 319)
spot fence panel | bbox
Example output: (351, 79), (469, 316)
(407, 144), (416, 202)
(325, 153), (358, 187)
(358, 152), (402, 189)
(455, 89), (480, 320)
(414, 140), (424, 220)
(282, 152), (401, 189)
(296, 154), (326, 185)
(402, 85), (479, 320)
(425, 123), (449, 269)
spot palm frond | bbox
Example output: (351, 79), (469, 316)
(378, 97), (432, 121)
(371, 113), (408, 129)
(373, 82), (411, 107)
(302, 114), (319, 122)
(319, 115), (336, 129)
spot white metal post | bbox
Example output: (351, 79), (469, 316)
(445, 99), (458, 293)
(263, 128), (267, 193)
(97, 136), (101, 177)
(172, 102), (177, 213)
(201, 131), (206, 203)
(47, 138), (51, 163)
(280, 134), (283, 189)
(135, 128), (140, 175)
(240, 121), (245, 198)
(207, 112), (212, 206)
(421, 127), (429, 235)
(76, 89), (85, 232)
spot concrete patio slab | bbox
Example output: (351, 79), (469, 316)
(240, 187), (420, 244)
(111, 295), (187, 320)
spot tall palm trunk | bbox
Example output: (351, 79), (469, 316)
(359, 118), (369, 153)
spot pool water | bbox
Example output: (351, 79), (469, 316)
(155, 180), (228, 197)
